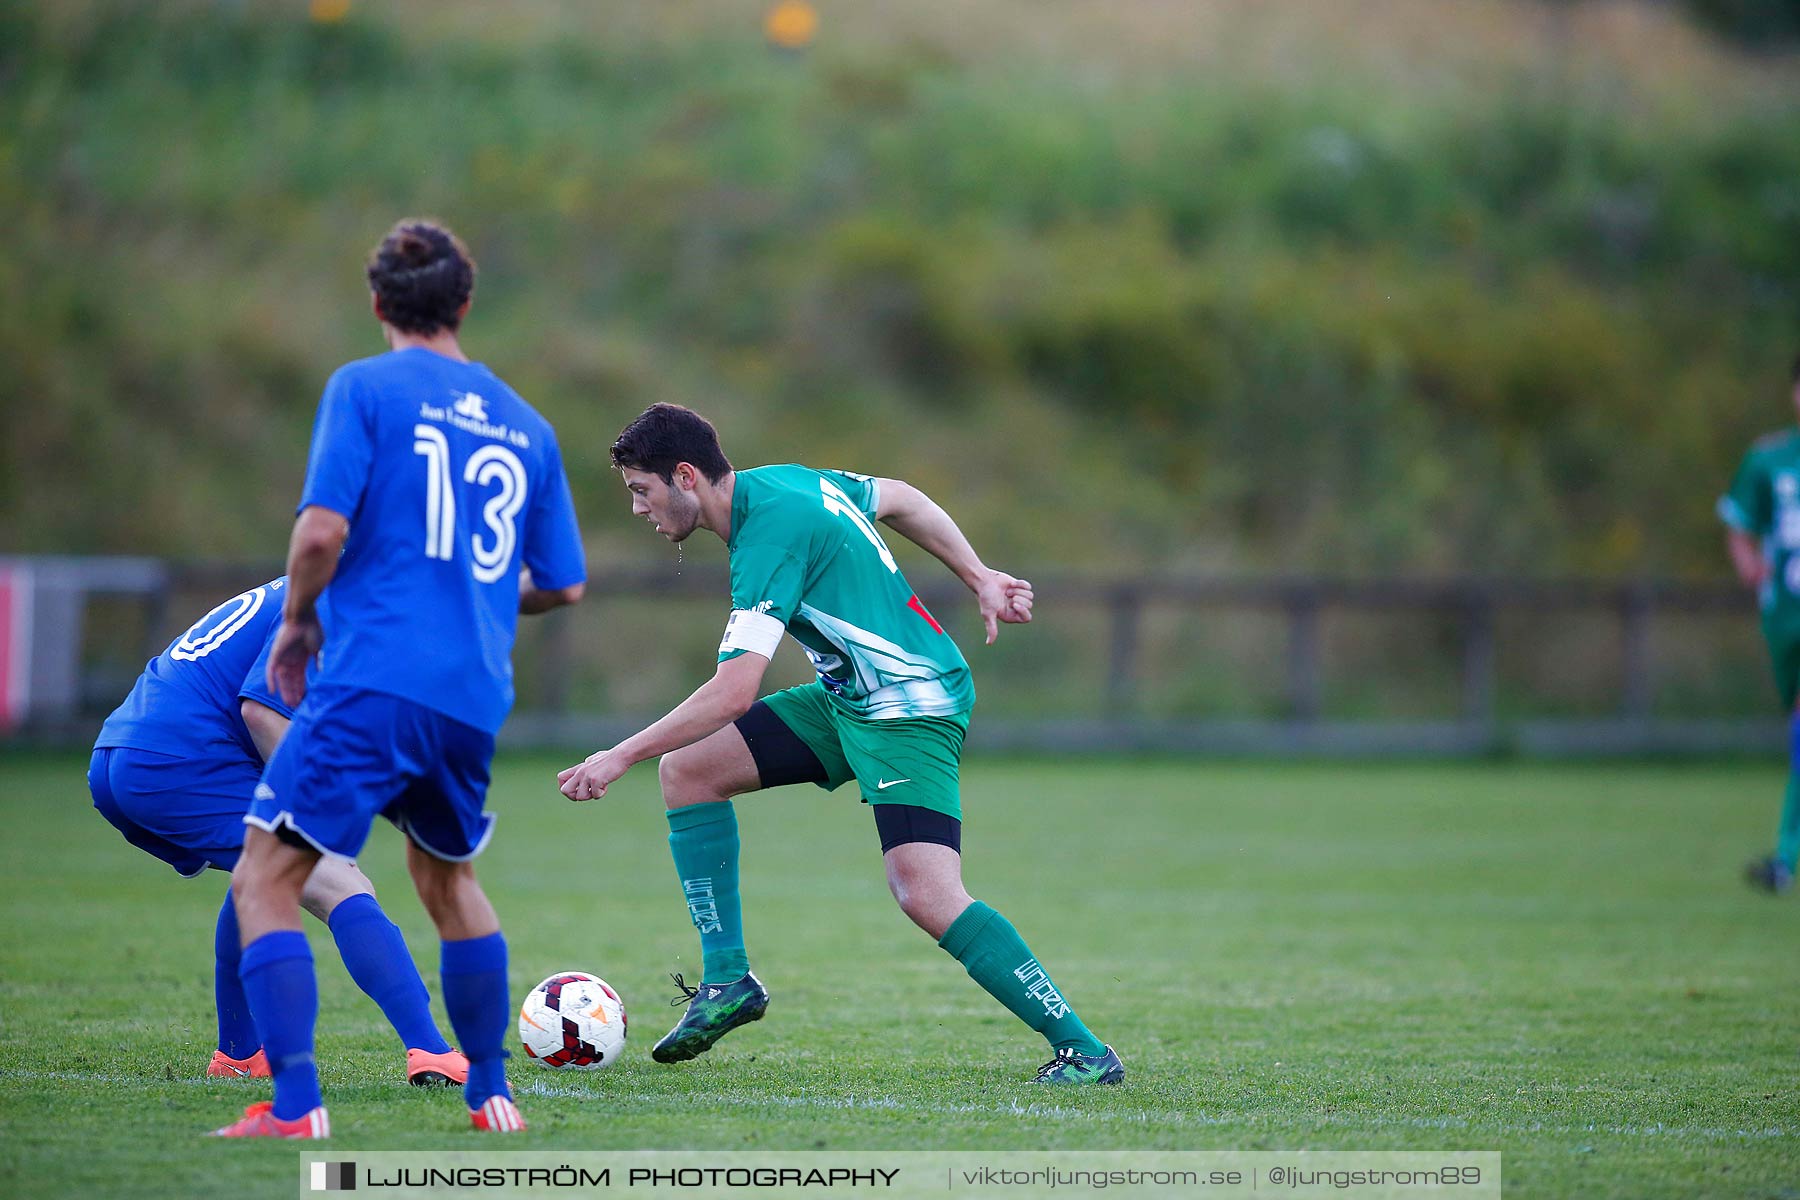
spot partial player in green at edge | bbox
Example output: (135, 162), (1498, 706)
(1719, 354), (1800, 895)
(558, 403), (1123, 1085)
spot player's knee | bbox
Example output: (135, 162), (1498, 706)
(304, 864), (375, 922)
(656, 752), (683, 796)
(891, 885), (956, 938)
(232, 835), (289, 902)
(898, 895), (937, 932)
(886, 862), (949, 926)
(907, 886), (975, 941)
(659, 749), (718, 807)
(885, 871), (914, 914)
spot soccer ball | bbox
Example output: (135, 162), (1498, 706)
(518, 971), (627, 1069)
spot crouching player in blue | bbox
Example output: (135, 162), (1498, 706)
(214, 220), (586, 1139)
(90, 578), (470, 1086)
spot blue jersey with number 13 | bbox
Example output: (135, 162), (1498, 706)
(300, 347), (585, 734)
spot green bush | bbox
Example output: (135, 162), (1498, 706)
(1, 1), (1796, 580)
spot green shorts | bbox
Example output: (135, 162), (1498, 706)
(758, 682), (969, 820)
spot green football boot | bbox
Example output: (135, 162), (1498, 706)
(1032, 1045), (1125, 1085)
(651, 971), (770, 1063)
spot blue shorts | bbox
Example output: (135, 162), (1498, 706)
(247, 684), (497, 862)
(87, 746), (255, 876)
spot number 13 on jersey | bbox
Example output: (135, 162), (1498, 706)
(414, 424), (529, 583)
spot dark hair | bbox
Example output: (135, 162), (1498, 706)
(366, 219), (475, 335)
(610, 403), (733, 484)
(1792, 354), (1800, 384)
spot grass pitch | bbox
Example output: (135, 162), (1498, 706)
(1, 752), (1796, 1198)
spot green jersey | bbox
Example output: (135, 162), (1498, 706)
(1720, 429), (1800, 622)
(717, 464), (974, 720)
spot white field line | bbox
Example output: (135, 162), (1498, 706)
(3, 1068), (1789, 1146)
(510, 1077), (1796, 1144)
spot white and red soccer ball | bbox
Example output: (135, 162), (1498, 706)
(518, 971), (627, 1069)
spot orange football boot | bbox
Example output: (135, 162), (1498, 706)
(470, 1094), (527, 1133)
(406, 1047), (470, 1087)
(211, 1101), (330, 1138)
(206, 1049), (271, 1079)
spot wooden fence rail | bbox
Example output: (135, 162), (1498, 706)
(0, 557), (1777, 756)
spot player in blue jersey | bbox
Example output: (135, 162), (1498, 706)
(89, 577), (469, 1086)
(212, 221), (586, 1139)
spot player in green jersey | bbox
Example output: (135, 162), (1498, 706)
(1719, 356), (1800, 895)
(558, 403), (1122, 1084)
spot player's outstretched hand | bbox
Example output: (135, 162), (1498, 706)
(973, 569), (1034, 645)
(559, 749), (630, 802)
(267, 615), (324, 708)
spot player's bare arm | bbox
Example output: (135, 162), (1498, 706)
(239, 699), (292, 764)
(1727, 528), (1766, 590)
(268, 505), (350, 705)
(518, 565), (586, 615)
(874, 477), (1033, 644)
(558, 650), (769, 802)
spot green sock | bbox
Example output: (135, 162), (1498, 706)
(1778, 771), (1800, 873)
(938, 901), (1105, 1056)
(666, 803), (748, 983)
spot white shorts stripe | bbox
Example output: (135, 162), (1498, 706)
(242, 811), (355, 863)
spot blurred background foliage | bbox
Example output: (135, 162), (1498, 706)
(2, 0), (1797, 579)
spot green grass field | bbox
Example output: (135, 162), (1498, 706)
(1, 752), (1796, 1198)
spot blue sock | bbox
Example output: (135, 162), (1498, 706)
(1780, 715), (1800, 872)
(666, 803), (748, 982)
(240, 930), (322, 1119)
(212, 894), (260, 1059)
(441, 933), (511, 1110)
(328, 894), (451, 1054)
